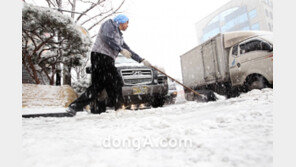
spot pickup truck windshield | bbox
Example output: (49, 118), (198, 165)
(115, 55), (137, 64)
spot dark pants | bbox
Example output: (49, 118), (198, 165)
(69, 52), (124, 111)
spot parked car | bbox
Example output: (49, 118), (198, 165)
(180, 31), (273, 101)
(87, 55), (168, 113)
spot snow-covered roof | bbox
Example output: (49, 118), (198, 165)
(223, 31), (272, 48)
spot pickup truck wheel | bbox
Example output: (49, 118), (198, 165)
(165, 95), (176, 104)
(151, 95), (165, 108)
(247, 76), (267, 91)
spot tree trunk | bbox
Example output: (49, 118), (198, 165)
(56, 65), (61, 85)
(27, 56), (41, 84)
(56, 68), (61, 85)
(50, 65), (55, 85)
(63, 64), (72, 85)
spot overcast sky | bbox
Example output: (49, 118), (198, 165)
(27, 0), (231, 80)
(120, 0), (231, 79)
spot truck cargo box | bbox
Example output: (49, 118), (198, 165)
(181, 34), (229, 88)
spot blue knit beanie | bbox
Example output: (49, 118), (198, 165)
(113, 14), (129, 24)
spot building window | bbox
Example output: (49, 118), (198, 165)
(202, 28), (220, 42)
(265, 0), (271, 6)
(221, 13), (248, 32)
(268, 23), (273, 31)
(219, 7), (239, 22)
(263, 0), (273, 7)
(241, 26), (250, 31)
(265, 9), (269, 17)
(251, 23), (260, 30)
(207, 7), (240, 25)
(269, 11), (273, 19)
(208, 15), (220, 25)
(248, 9), (257, 19)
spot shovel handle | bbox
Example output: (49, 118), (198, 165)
(150, 65), (202, 97)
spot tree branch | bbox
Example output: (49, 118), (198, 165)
(80, 8), (112, 26)
(37, 48), (51, 59)
(68, 0), (73, 6)
(45, 0), (57, 7)
(33, 35), (55, 54)
(75, 0), (106, 23)
(23, 30), (37, 49)
(87, 0), (125, 31)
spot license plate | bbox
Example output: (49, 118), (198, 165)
(132, 86), (148, 95)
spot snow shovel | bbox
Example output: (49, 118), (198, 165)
(150, 65), (217, 102)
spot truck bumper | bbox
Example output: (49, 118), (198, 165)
(122, 84), (168, 105)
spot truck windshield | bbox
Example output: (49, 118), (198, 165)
(115, 55), (137, 64)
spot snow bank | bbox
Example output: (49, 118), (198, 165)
(22, 89), (273, 167)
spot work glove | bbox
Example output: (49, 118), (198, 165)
(142, 59), (152, 67)
(120, 49), (132, 59)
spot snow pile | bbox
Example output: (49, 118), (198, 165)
(22, 89), (273, 167)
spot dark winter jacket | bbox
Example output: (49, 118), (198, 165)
(92, 19), (144, 63)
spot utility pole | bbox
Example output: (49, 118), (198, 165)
(55, 0), (63, 85)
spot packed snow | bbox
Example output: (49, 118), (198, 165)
(22, 88), (273, 167)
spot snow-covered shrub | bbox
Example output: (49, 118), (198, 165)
(71, 77), (91, 96)
(22, 3), (92, 85)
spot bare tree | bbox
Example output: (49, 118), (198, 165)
(35, 0), (126, 38)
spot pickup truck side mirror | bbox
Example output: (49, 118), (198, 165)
(269, 46), (273, 52)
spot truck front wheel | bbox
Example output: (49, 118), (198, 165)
(150, 95), (165, 108)
(246, 75), (267, 91)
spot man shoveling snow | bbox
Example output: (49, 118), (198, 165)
(67, 14), (153, 116)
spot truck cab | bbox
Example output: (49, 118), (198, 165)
(228, 32), (273, 90)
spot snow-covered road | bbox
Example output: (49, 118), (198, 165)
(22, 89), (273, 167)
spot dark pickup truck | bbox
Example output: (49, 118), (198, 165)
(87, 55), (168, 113)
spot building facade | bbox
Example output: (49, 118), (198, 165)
(195, 0), (273, 44)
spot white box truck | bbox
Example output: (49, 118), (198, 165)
(180, 31), (273, 100)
